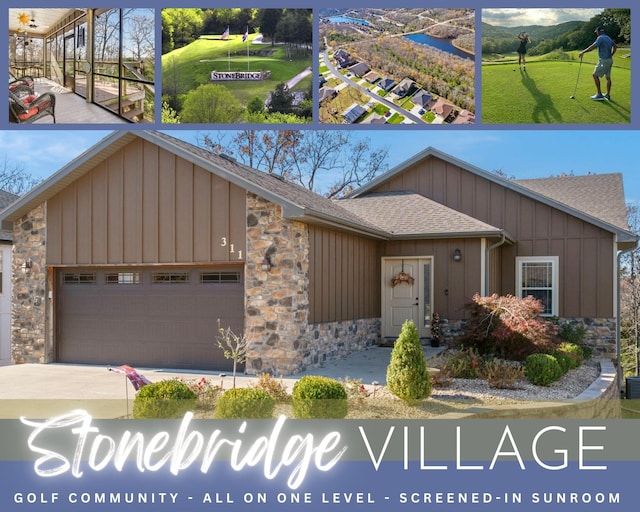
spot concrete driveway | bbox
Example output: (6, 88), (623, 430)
(0, 345), (444, 418)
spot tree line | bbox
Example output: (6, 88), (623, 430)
(348, 36), (475, 112)
(482, 8), (630, 56)
(162, 8), (311, 54)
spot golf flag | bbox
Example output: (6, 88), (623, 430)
(221, 26), (229, 40)
(242, 27), (248, 42)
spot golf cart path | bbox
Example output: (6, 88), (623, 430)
(286, 67), (312, 89)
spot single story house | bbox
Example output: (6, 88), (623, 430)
(319, 87), (338, 104)
(347, 62), (371, 78)
(378, 78), (396, 92)
(452, 110), (476, 124)
(333, 49), (354, 68)
(363, 71), (381, 84)
(342, 104), (366, 123)
(360, 113), (387, 124)
(1, 132), (636, 374)
(412, 90), (433, 108)
(393, 78), (414, 98)
(431, 98), (454, 120)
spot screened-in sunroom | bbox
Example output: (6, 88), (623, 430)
(9, 8), (155, 124)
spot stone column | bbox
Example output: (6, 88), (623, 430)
(244, 193), (309, 375)
(11, 205), (47, 363)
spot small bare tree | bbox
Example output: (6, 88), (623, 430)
(216, 320), (248, 388)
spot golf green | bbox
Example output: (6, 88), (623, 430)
(482, 60), (631, 124)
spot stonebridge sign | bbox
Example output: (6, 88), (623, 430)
(210, 70), (271, 81)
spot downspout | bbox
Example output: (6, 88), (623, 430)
(617, 243), (638, 392)
(485, 234), (506, 295)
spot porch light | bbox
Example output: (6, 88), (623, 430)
(21, 258), (32, 274)
(452, 248), (462, 262)
(261, 254), (272, 271)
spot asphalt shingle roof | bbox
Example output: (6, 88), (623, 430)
(515, 173), (630, 232)
(337, 191), (504, 237)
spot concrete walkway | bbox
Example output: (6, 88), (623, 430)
(0, 345), (444, 419)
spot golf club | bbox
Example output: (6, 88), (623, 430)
(570, 56), (583, 99)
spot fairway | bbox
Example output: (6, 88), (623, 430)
(482, 59), (631, 124)
(162, 34), (312, 114)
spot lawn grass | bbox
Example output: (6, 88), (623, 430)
(162, 34), (311, 107)
(387, 113), (405, 124)
(621, 399), (640, 419)
(482, 53), (631, 124)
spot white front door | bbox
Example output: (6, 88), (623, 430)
(382, 258), (433, 339)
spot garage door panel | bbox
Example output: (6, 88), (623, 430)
(57, 267), (244, 370)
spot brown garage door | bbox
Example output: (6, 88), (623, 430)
(56, 267), (244, 371)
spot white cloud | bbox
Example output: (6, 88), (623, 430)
(482, 8), (602, 27)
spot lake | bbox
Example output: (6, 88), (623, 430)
(405, 33), (472, 60)
(327, 16), (371, 26)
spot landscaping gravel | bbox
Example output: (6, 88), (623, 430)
(432, 362), (600, 403)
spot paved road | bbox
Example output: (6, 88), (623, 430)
(321, 50), (424, 124)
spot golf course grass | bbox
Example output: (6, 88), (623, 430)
(162, 34), (312, 111)
(482, 51), (631, 124)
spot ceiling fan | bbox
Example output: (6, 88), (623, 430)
(28, 11), (45, 29)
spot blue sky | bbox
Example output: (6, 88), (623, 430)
(1, 129), (639, 204)
(482, 8), (602, 28)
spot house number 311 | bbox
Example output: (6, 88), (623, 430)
(220, 237), (243, 260)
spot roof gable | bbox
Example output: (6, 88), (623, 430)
(0, 131), (386, 238)
(350, 147), (636, 244)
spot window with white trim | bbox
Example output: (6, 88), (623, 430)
(516, 257), (559, 316)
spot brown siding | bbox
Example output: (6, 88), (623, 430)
(308, 226), (380, 324)
(381, 238), (482, 320)
(46, 138), (246, 266)
(368, 156), (615, 317)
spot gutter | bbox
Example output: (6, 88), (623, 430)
(617, 241), (639, 392)
(485, 234), (507, 295)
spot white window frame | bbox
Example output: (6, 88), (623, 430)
(516, 256), (559, 317)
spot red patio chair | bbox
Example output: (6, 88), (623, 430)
(9, 77), (35, 97)
(9, 90), (56, 124)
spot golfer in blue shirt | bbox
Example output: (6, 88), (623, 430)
(579, 26), (617, 101)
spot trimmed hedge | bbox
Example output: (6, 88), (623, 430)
(292, 376), (348, 419)
(133, 380), (197, 419)
(524, 354), (563, 386)
(214, 388), (275, 419)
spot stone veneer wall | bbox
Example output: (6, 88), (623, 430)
(244, 194), (382, 375)
(559, 318), (617, 359)
(244, 193), (310, 376)
(11, 205), (48, 363)
(305, 319), (380, 369)
(441, 317), (617, 358)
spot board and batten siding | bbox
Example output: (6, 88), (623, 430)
(382, 238), (482, 320)
(369, 156), (615, 318)
(308, 226), (380, 324)
(46, 139), (247, 266)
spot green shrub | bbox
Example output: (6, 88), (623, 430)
(214, 388), (275, 419)
(558, 322), (587, 344)
(386, 320), (432, 402)
(524, 354), (564, 386)
(551, 342), (584, 373)
(292, 376), (348, 419)
(133, 380), (197, 419)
